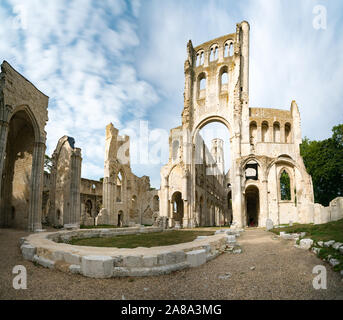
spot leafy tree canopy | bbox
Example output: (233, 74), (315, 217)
(300, 124), (343, 206)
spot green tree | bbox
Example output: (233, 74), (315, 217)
(280, 170), (291, 200)
(300, 124), (343, 206)
(44, 155), (52, 173)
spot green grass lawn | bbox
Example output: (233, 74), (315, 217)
(70, 230), (215, 248)
(270, 219), (343, 243)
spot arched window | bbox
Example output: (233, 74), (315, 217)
(198, 73), (206, 99)
(262, 121), (269, 142)
(221, 71), (228, 84)
(210, 47), (214, 62)
(116, 171), (123, 202)
(229, 43), (234, 56)
(200, 78), (206, 90)
(285, 123), (291, 143)
(219, 66), (228, 92)
(280, 170), (291, 200)
(213, 47), (218, 60)
(224, 43), (229, 57)
(200, 51), (204, 65)
(273, 122), (280, 143)
(249, 121), (258, 145)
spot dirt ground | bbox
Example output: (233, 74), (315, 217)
(0, 227), (342, 300)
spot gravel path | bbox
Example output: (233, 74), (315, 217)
(0, 227), (342, 300)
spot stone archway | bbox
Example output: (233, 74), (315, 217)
(1, 110), (37, 229)
(171, 191), (184, 228)
(0, 62), (49, 231)
(245, 185), (260, 227)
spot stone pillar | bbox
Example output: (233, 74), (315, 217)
(28, 141), (46, 232)
(169, 200), (174, 228)
(232, 162), (243, 228)
(0, 104), (12, 177)
(66, 148), (82, 228)
(102, 177), (115, 225)
(261, 178), (269, 226)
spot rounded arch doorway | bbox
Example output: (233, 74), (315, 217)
(171, 191), (184, 228)
(245, 185), (260, 227)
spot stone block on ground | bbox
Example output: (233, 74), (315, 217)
(329, 258), (340, 267)
(266, 219), (274, 231)
(299, 239), (314, 250)
(186, 249), (206, 268)
(21, 244), (36, 261)
(81, 255), (114, 278)
(324, 240), (335, 248)
(332, 242), (343, 250)
(69, 264), (81, 274)
(226, 235), (236, 244)
(33, 255), (55, 269)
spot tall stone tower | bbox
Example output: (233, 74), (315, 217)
(211, 138), (225, 176)
(160, 21), (250, 228)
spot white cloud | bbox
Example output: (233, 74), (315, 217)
(2, 0), (343, 189)
(0, 0), (160, 184)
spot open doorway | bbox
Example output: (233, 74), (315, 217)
(245, 185), (259, 227)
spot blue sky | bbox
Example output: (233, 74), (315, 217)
(1, 0), (343, 188)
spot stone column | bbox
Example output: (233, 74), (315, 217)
(232, 163), (243, 228)
(66, 148), (82, 228)
(28, 141), (46, 232)
(261, 178), (269, 226)
(0, 104), (13, 207)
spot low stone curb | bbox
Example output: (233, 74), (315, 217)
(21, 227), (243, 278)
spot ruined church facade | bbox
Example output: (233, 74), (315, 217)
(160, 21), (315, 228)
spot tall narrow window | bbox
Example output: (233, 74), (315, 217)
(273, 122), (280, 143)
(249, 122), (258, 145)
(221, 71), (228, 84)
(116, 171), (122, 202)
(224, 43), (229, 57)
(285, 123), (291, 143)
(229, 43), (234, 56)
(262, 121), (269, 142)
(280, 170), (291, 200)
(210, 47), (214, 62)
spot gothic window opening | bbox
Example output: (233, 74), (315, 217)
(280, 170), (291, 200)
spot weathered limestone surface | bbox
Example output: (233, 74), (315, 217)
(159, 21), (321, 229)
(48, 136), (82, 228)
(101, 123), (160, 227)
(0, 61), (48, 231)
(21, 227), (231, 278)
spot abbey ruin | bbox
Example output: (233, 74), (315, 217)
(0, 21), (342, 232)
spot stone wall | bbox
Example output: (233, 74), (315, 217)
(314, 197), (343, 225)
(48, 136), (82, 228)
(0, 61), (48, 231)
